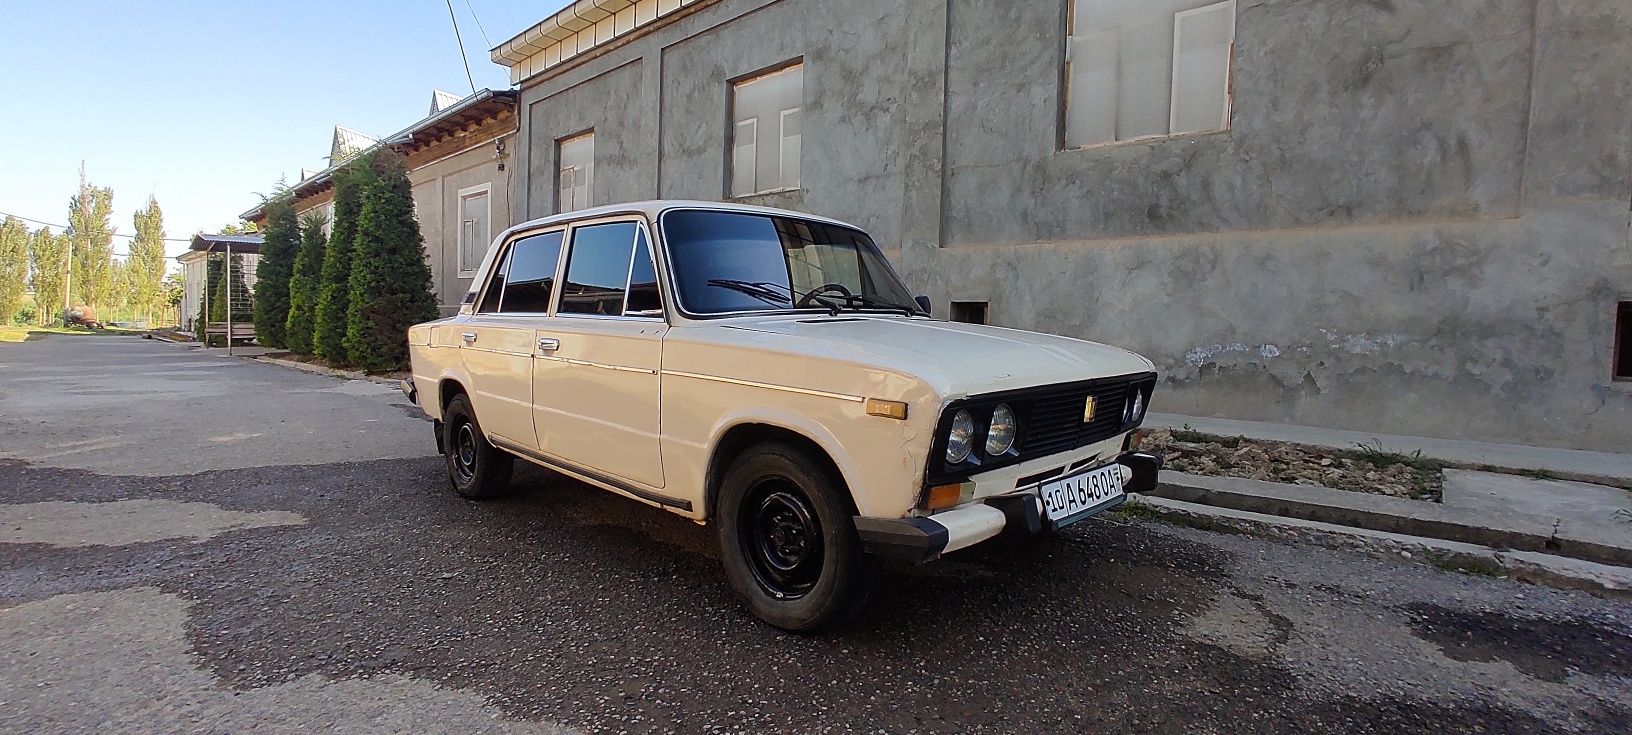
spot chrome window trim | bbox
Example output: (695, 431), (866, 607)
(556, 215), (669, 324)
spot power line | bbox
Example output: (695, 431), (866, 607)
(0, 210), (194, 243)
(463, 0), (493, 48)
(444, 0), (478, 95)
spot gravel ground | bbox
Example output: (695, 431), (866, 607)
(1, 336), (1629, 734)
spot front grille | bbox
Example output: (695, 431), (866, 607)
(925, 372), (1157, 485)
(1022, 382), (1131, 456)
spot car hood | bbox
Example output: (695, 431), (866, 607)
(715, 316), (1154, 398)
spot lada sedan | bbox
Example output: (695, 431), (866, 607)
(403, 201), (1160, 632)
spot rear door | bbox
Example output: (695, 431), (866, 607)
(531, 218), (668, 489)
(459, 229), (566, 449)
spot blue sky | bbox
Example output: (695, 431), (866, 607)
(0, 0), (566, 261)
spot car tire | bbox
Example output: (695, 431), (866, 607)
(442, 394), (514, 500)
(716, 442), (877, 633)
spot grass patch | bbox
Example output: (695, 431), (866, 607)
(0, 325), (145, 343)
(1109, 502), (1247, 535)
(1428, 553), (1507, 578)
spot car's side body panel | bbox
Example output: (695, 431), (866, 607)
(532, 316), (668, 489)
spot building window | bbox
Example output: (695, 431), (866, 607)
(457, 184), (491, 274)
(730, 62), (803, 197)
(557, 132), (594, 213)
(1065, 0), (1236, 148)
(1616, 301), (1632, 381)
(951, 301), (989, 325)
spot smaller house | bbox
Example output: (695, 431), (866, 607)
(178, 234), (262, 334)
(242, 89), (518, 315)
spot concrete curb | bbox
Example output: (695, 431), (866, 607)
(251, 355), (403, 388)
(1146, 412), (1632, 488)
(1124, 495), (1632, 599)
(1148, 472), (1632, 567)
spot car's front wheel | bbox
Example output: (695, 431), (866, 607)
(441, 394), (514, 500)
(716, 442), (877, 633)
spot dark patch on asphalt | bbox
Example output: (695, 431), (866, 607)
(393, 402), (434, 421)
(1404, 602), (1632, 683)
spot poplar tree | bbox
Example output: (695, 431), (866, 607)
(67, 166), (116, 308)
(28, 228), (68, 325)
(314, 155), (378, 365)
(284, 212), (328, 355)
(252, 199), (299, 348)
(0, 216), (27, 324)
(343, 151), (438, 372)
(129, 197), (168, 324)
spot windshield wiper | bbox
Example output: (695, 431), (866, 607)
(838, 294), (921, 317)
(705, 279), (792, 306)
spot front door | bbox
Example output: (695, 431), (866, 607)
(531, 220), (667, 489)
(461, 228), (565, 449)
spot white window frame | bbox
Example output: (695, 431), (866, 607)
(557, 131), (595, 214)
(728, 62), (804, 198)
(1063, 0), (1237, 150)
(456, 183), (492, 277)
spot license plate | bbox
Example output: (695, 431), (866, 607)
(1039, 463), (1125, 527)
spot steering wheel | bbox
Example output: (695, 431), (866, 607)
(797, 283), (854, 308)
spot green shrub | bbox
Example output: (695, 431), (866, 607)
(313, 155), (378, 366)
(252, 199), (298, 348)
(284, 212), (328, 355)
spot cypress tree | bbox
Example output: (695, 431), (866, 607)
(252, 199), (298, 348)
(313, 155), (377, 365)
(343, 151), (438, 372)
(284, 212), (328, 354)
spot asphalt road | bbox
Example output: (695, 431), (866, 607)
(1, 335), (1629, 734)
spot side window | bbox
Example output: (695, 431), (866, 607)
(497, 231), (566, 313)
(626, 230), (661, 316)
(476, 245), (511, 314)
(560, 222), (653, 317)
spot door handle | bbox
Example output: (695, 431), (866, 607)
(537, 337), (561, 352)
(461, 332), (477, 344)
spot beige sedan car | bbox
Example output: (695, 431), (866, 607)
(403, 201), (1161, 632)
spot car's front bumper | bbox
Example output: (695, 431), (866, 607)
(854, 451), (1162, 563)
(400, 377), (418, 405)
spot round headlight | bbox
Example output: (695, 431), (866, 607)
(985, 403), (1017, 456)
(1126, 390), (1146, 425)
(946, 409), (975, 464)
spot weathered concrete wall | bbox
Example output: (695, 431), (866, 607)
(410, 134), (514, 313)
(510, 0), (1632, 451)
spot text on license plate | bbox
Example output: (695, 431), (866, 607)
(1039, 463), (1125, 523)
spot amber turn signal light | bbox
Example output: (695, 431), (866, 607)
(926, 482), (974, 511)
(864, 398), (909, 420)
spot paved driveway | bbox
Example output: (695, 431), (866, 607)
(1, 335), (1628, 734)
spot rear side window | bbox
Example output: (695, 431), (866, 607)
(496, 231), (565, 313)
(560, 221), (658, 317)
(627, 230), (661, 316)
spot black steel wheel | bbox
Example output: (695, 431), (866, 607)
(716, 442), (877, 633)
(441, 394), (514, 500)
(740, 482), (825, 600)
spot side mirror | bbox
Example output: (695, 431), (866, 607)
(914, 295), (932, 316)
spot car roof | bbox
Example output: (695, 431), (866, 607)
(494, 200), (864, 241)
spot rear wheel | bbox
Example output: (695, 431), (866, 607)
(441, 394), (514, 500)
(716, 442), (876, 633)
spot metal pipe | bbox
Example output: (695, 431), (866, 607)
(225, 243), (233, 357)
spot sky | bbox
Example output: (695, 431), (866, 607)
(0, 0), (568, 263)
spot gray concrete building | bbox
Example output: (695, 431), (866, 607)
(490, 0), (1632, 452)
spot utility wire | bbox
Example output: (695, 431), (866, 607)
(444, 0), (479, 95)
(0, 210), (192, 243)
(463, 0), (493, 48)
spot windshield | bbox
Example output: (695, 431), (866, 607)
(661, 209), (921, 316)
